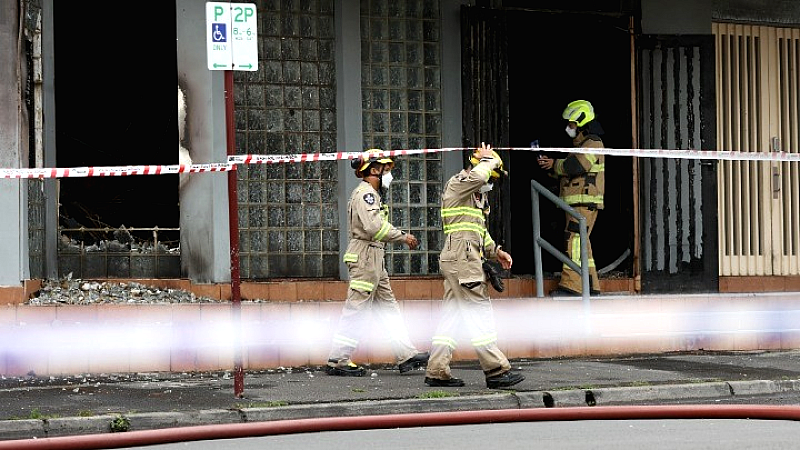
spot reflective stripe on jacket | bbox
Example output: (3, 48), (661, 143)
(440, 157), (501, 261)
(553, 134), (605, 209)
(342, 181), (406, 292)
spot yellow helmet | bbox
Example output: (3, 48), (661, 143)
(470, 149), (507, 179)
(562, 100), (595, 128)
(351, 149), (394, 177)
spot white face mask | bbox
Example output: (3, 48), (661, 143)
(381, 171), (393, 188)
(479, 183), (493, 193)
(565, 125), (577, 138)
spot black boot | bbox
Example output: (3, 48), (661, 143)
(325, 359), (366, 377)
(424, 377), (465, 387)
(399, 352), (430, 373)
(486, 371), (525, 389)
(549, 287), (580, 297)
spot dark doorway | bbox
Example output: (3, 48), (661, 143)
(53, 4), (179, 233)
(506, 11), (635, 278)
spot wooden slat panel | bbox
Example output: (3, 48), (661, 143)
(728, 29), (750, 274)
(780, 28), (800, 275)
(746, 26), (763, 275)
(716, 23), (800, 277)
(774, 27), (786, 275)
(764, 26), (780, 276)
(716, 24), (734, 275)
(714, 23), (775, 276)
(638, 34), (718, 292)
(777, 27), (789, 274)
(756, 26), (772, 276)
(714, 24), (728, 275)
(639, 40), (709, 279)
(789, 27), (797, 275)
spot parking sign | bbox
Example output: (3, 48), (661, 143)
(206, 2), (258, 71)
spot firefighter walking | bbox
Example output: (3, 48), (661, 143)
(538, 100), (605, 296)
(326, 150), (429, 377)
(424, 143), (525, 389)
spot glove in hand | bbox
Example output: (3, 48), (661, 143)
(482, 260), (505, 293)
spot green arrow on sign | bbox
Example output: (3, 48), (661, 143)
(239, 64), (253, 69)
(213, 63), (229, 68)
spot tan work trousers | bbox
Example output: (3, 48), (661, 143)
(559, 206), (601, 293)
(328, 245), (418, 365)
(426, 255), (510, 380)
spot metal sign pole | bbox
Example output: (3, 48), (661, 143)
(224, 70), (244, 398)
(205, 1), (257, 399)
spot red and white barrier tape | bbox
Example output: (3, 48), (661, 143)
(229, 146), (800, 165)
(226, 147), (465, 165)
(2, 147), (797, 179)
(0, 163), (235, 179)
(499, 146), (800, 162)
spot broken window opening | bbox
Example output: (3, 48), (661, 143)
(58, 218), (181, 279)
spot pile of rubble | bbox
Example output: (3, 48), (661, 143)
(26, 276), (218, 305)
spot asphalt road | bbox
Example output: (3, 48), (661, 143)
(122, 419), (800, 450)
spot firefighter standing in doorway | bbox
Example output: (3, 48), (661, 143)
(424, 143), (525, 389)
(538, 100), (605, 296)
(326, 150), (429, 377)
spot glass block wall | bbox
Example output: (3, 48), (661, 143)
(234, 0), (340, 279)
(360, 0), (443, 276)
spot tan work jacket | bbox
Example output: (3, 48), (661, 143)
(553, 133), (606, 209)
(342, 182), (405, 279)
(439, 157), (502, 285)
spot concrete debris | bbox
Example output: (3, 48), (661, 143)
(58, 234), (178, 254)
(26, 277), (219, 305)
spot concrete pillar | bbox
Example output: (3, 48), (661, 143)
(335, 0), (363, 280)
(0, 2), (28, 287)
(442, 0), (466, 177)
(176, 0), (231, 283)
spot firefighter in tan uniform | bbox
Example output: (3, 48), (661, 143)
(326, 150), (429, 376)
(424, 143), (525, 389)
(538, 100), (605, 296)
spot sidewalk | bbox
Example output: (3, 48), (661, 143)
(1, 349), (799, 440)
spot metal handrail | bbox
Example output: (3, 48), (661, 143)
(530, 180), (591, 314)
